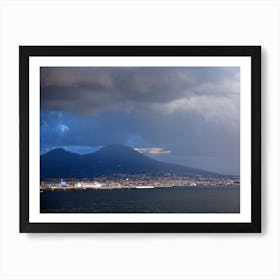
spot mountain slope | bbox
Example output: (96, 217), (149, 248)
(40, 144), (219, 179)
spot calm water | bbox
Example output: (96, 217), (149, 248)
(40, 186), (240, 213)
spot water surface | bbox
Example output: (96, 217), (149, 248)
(40, 186), (240, 213)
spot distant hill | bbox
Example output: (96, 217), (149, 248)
(40, 144), (220, 179)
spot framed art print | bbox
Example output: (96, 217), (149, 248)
(19, 46), (261, 233)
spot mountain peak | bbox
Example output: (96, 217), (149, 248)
(41, 148), (81, 158)
(98, 144), (135, 152)
(45, 148), (68, 154)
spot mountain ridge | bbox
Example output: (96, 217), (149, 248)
(40, 144), (221, 179)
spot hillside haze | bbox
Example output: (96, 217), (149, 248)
(40, 144), (219, 179)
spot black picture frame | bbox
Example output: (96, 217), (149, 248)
(19, 46), (261, 233)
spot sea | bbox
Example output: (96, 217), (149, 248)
(40, 185), (240, 213)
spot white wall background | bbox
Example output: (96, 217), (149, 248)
(0, 0), (279, 279)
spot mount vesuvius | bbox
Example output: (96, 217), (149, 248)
(40, 144), (220, 179)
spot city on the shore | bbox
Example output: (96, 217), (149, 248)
(40, 174), (240, 192)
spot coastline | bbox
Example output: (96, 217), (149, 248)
(40, 184), (240, 192)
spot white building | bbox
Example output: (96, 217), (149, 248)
(60, 179), (67, 187)
(83, 181), (103, 188)
(75, 182), (82, 188)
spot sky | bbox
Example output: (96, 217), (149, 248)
(40, 66), (240, 175)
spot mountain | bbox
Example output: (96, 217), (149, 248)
(40, 144), (220, 179)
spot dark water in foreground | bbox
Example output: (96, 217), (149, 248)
(40, 186), (240, 213)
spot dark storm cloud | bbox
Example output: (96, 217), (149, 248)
(40, 67), (239, 122)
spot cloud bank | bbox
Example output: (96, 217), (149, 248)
(41, 67), (239, 126)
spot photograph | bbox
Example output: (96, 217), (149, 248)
(40, 66), (241, 214)
(20, 46), (261, 232)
